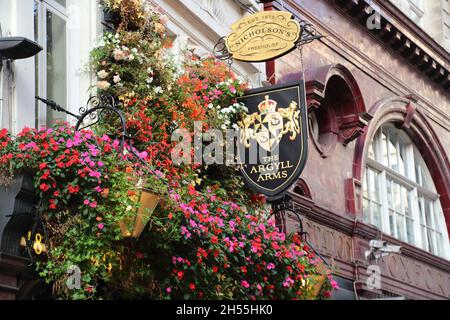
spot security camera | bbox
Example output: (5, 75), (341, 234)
(365, 240), (401, 261)
(369, 240), (401, 253)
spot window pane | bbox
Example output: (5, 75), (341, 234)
(398, 143), (405, 176)
(388, 137), (399, 171)
(402, 186), (409, 215)
(373, 204), (382, 229)
(381, 131), (388, 166)
(415, 163), (423, 186)
(396, 214), (406, 242)
(46, 11), (67, 126)
(389, 210), (396, 237)
(393, 182), (401, 212)
(368, 140), (375, 160)
(436, 232), (444, 257)
(406, 217), (414, 244)
(368, 169), (380, 202)
(424, 199), (433, 227)
(427, 229), (435, 253)
(363, 198), (370, 222)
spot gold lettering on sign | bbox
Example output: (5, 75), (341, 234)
(226, 11), (301, 62)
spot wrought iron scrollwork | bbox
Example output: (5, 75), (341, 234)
(269, 196), (330, 267)
(296, 19), (327, 48)
(213, 36), (233, 67)
(75, 95), (127, 152)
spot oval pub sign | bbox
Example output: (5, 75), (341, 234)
(237, 82), (308, 199)
(226, 11), (302, 62)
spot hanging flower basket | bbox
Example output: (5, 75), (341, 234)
(305, 274), (327, 298)
(118, 188), (160, 239)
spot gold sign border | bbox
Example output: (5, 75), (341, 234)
(238, 86), (304, 194)
(225, 11), (302, 63)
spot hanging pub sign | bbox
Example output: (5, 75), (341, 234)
(237, 82), (308, 199)
(225, 11), (301, 62)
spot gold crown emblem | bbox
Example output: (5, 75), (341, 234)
(258, 95), (277, 114)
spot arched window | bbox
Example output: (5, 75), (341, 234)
(363, 123), (450, 260)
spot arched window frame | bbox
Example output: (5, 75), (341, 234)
(348, 96), (450, 261)
(363, 125), (450, 260)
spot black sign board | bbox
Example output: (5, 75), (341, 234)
(237, 82), (308, 200)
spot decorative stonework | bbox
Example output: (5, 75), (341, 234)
(350, 96), (450, 235)
(303, 64), (371, 157)
(330, 0), (450, 90)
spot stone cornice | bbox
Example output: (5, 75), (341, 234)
(328, 0), (450, 90)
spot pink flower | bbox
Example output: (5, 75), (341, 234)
(330, 279), (339, 290)
(89, 201), (97, 208)
(282, 277), (294, 287)
(267, 263), (275, 270)
(241, 280), (250, 288)
(66, 140), (74, 148)
(95, 186), (102, 193)
(84, 199), (90, 205)
(97, 223), (104, 230)
(166, 287), (172, 293)
(230, 86), (237, 94)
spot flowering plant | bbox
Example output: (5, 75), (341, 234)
(162, 189), (336, 299)
(0, 0), (338, 300)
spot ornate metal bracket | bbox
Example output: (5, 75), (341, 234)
(269, 195), (330, 267)
(296, 19), (327, 48)
(213, 17), (325, 65)
(213, 36), (234, 67)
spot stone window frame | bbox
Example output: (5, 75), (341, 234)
(362, 123), (450, 259)
(347, 95), (450, 260)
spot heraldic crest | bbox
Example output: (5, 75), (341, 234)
(239, 95), (301, 152)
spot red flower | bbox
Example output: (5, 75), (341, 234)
(68, 185), (80, 194)
(53, 191), (60, 197)
(40, 183), (50, 192)
(211, 236), (218, 244)
(189, 283), (196, 291)
(177, 271), (184, 280)
(39, 162), (47, 170)
(241, 266), (248, 274)
(212, 266), (218, 273)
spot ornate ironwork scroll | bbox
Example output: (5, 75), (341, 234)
(213, 36), (233, 66)
(269, 196), (330, 267)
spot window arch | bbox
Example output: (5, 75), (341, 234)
(363, 123), (450, 259)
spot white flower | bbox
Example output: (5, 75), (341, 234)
(96, 81), (110, 90)
(97, 70), (108, 79)
(221, 124), (227, 130)
(115, 33), (120, 39)
(154, 86), (163, 94)
(208, 103), (213, 109)
(146, 77), (154, 84)
(128, 54), (135, 61)
(147, 67), (153, 74)
(132, 48), (138, 53)
(113, 74), (121, 83)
